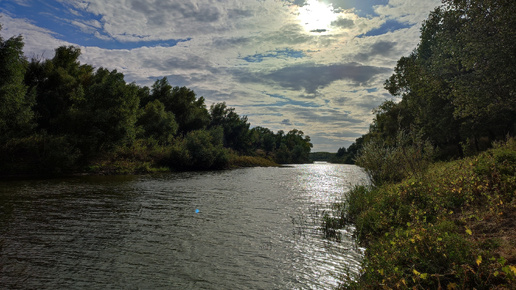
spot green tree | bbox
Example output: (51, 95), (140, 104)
(209, 102), (250, 152)
(277, 129), (313, 163)
(150, 78), (210, 135)
(137, 99), (178, 144)
(249, 126), (276, 154)
(184, 129), (228, 170)
(28, 46), (94, 134)
(0, 30), (34, 140)
(78, 68), (140, 153)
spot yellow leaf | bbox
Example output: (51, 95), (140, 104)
(420, 273), (428, 280)
(401, 279), (406, 286)
(465, 227), (472, 235)
(510, 265), (516, 275)
(413, 269), (420, 276)
(476, 255), (482, 266)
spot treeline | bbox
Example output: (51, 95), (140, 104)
(0, 27), (312, 174)
(332, 138), (516, 289)
(323, 0), (516, 288)
(335, 0), (515, 169)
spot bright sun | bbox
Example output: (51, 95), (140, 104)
(298, 0), (338, 33)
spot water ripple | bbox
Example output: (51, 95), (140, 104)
(0, 164), (367, 289)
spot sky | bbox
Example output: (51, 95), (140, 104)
(0, 0), (441, 152)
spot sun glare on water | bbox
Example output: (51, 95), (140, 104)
(298, 0), (338, 33)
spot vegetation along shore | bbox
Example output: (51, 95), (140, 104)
(323, 0), (516, 288)
(0, 24), (312, 176)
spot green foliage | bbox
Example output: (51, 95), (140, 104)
(309, 152), (335, 162)
(331, 136), (365, 164)
(150, 78), (210, 135)
(340, 0), (516, 162)
(29, 46), (94, 135)
(0, 33), (34, 140)
(165, 130), (229, 171)
(249, 126), (276, 155)
(185, 130), (228, 170)
(0, 30), (313, 175)
(274, 129), (313, 164)
(87, 139), (170, 174)
(356, 129), (435, 186)
(209, 102), (250, 152)
(78, 68), (140, 153)
(227, 154), (277, 168)
(136, 99), (178, 144)
(329, 139), (516, 289)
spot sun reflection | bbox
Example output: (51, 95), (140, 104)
(297, 0), (338, 34)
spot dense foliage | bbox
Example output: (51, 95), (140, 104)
(323, 0), (516, 288)
(0, 26), (312, 175)
(329, 139), (516, 289)
(335, 0), (516, 163)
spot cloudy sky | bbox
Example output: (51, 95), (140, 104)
(0, 0), (441, 152)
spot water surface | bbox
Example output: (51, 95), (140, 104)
(0, 163), (367, 289)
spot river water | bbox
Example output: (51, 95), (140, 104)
(0, 163), (368, 289)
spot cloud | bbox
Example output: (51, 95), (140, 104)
(235, 62), (390, 94)
(331, 17), (355, 29)
(0, 0), (443, 152)
(355, 41), (397, 62)
(281, 119), (293, 126)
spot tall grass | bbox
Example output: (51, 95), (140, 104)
(356, 130), (435, 186)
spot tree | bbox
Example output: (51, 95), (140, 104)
(0, 30), (34, 140)
(136, 99), (178, 144)
(209, 102), (250, 152)
(276, 129), (313, 163)
(150, 78), (210, 135)
(249, 126), (276, 154)
(28, 46), (94, 135)
(78, 68), (140, 153)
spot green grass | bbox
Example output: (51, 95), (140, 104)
(325, 139), (516, 289)
(228, 154), (279, 168)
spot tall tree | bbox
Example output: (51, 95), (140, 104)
(78, 68), (140, 152)
(136, 99), (178, 144)
(150, 78), (210, 135)
(28, 46), (94, 134)
(0, 29), (34, 140)
(209, 102), (250, 152)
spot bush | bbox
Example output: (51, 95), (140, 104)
(356, 130), (435, 185)
(333, 138), (516, 289)
(164, 130), (229, 171)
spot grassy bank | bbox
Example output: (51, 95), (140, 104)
(227, 154), (278, 168)
(325, 139), (516, 289)
(85, 144), (279, 175)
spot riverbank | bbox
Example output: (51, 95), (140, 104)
(325, 139), (516, 289)
(74, 152), (280, 175)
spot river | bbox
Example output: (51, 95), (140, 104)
(0, 163), (368, 289)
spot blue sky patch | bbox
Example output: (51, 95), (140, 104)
(360, 19), (413, 37)
(1, 1), (190, 49)
(330, 0), (389, 17)
(242, 49), (305, 63)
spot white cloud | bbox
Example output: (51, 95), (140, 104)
(0, 0), (443, 151)
(0, 13), (71, 59)
(374, 0), (441, 23)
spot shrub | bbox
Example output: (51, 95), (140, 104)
(356, 129), (435, 185)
